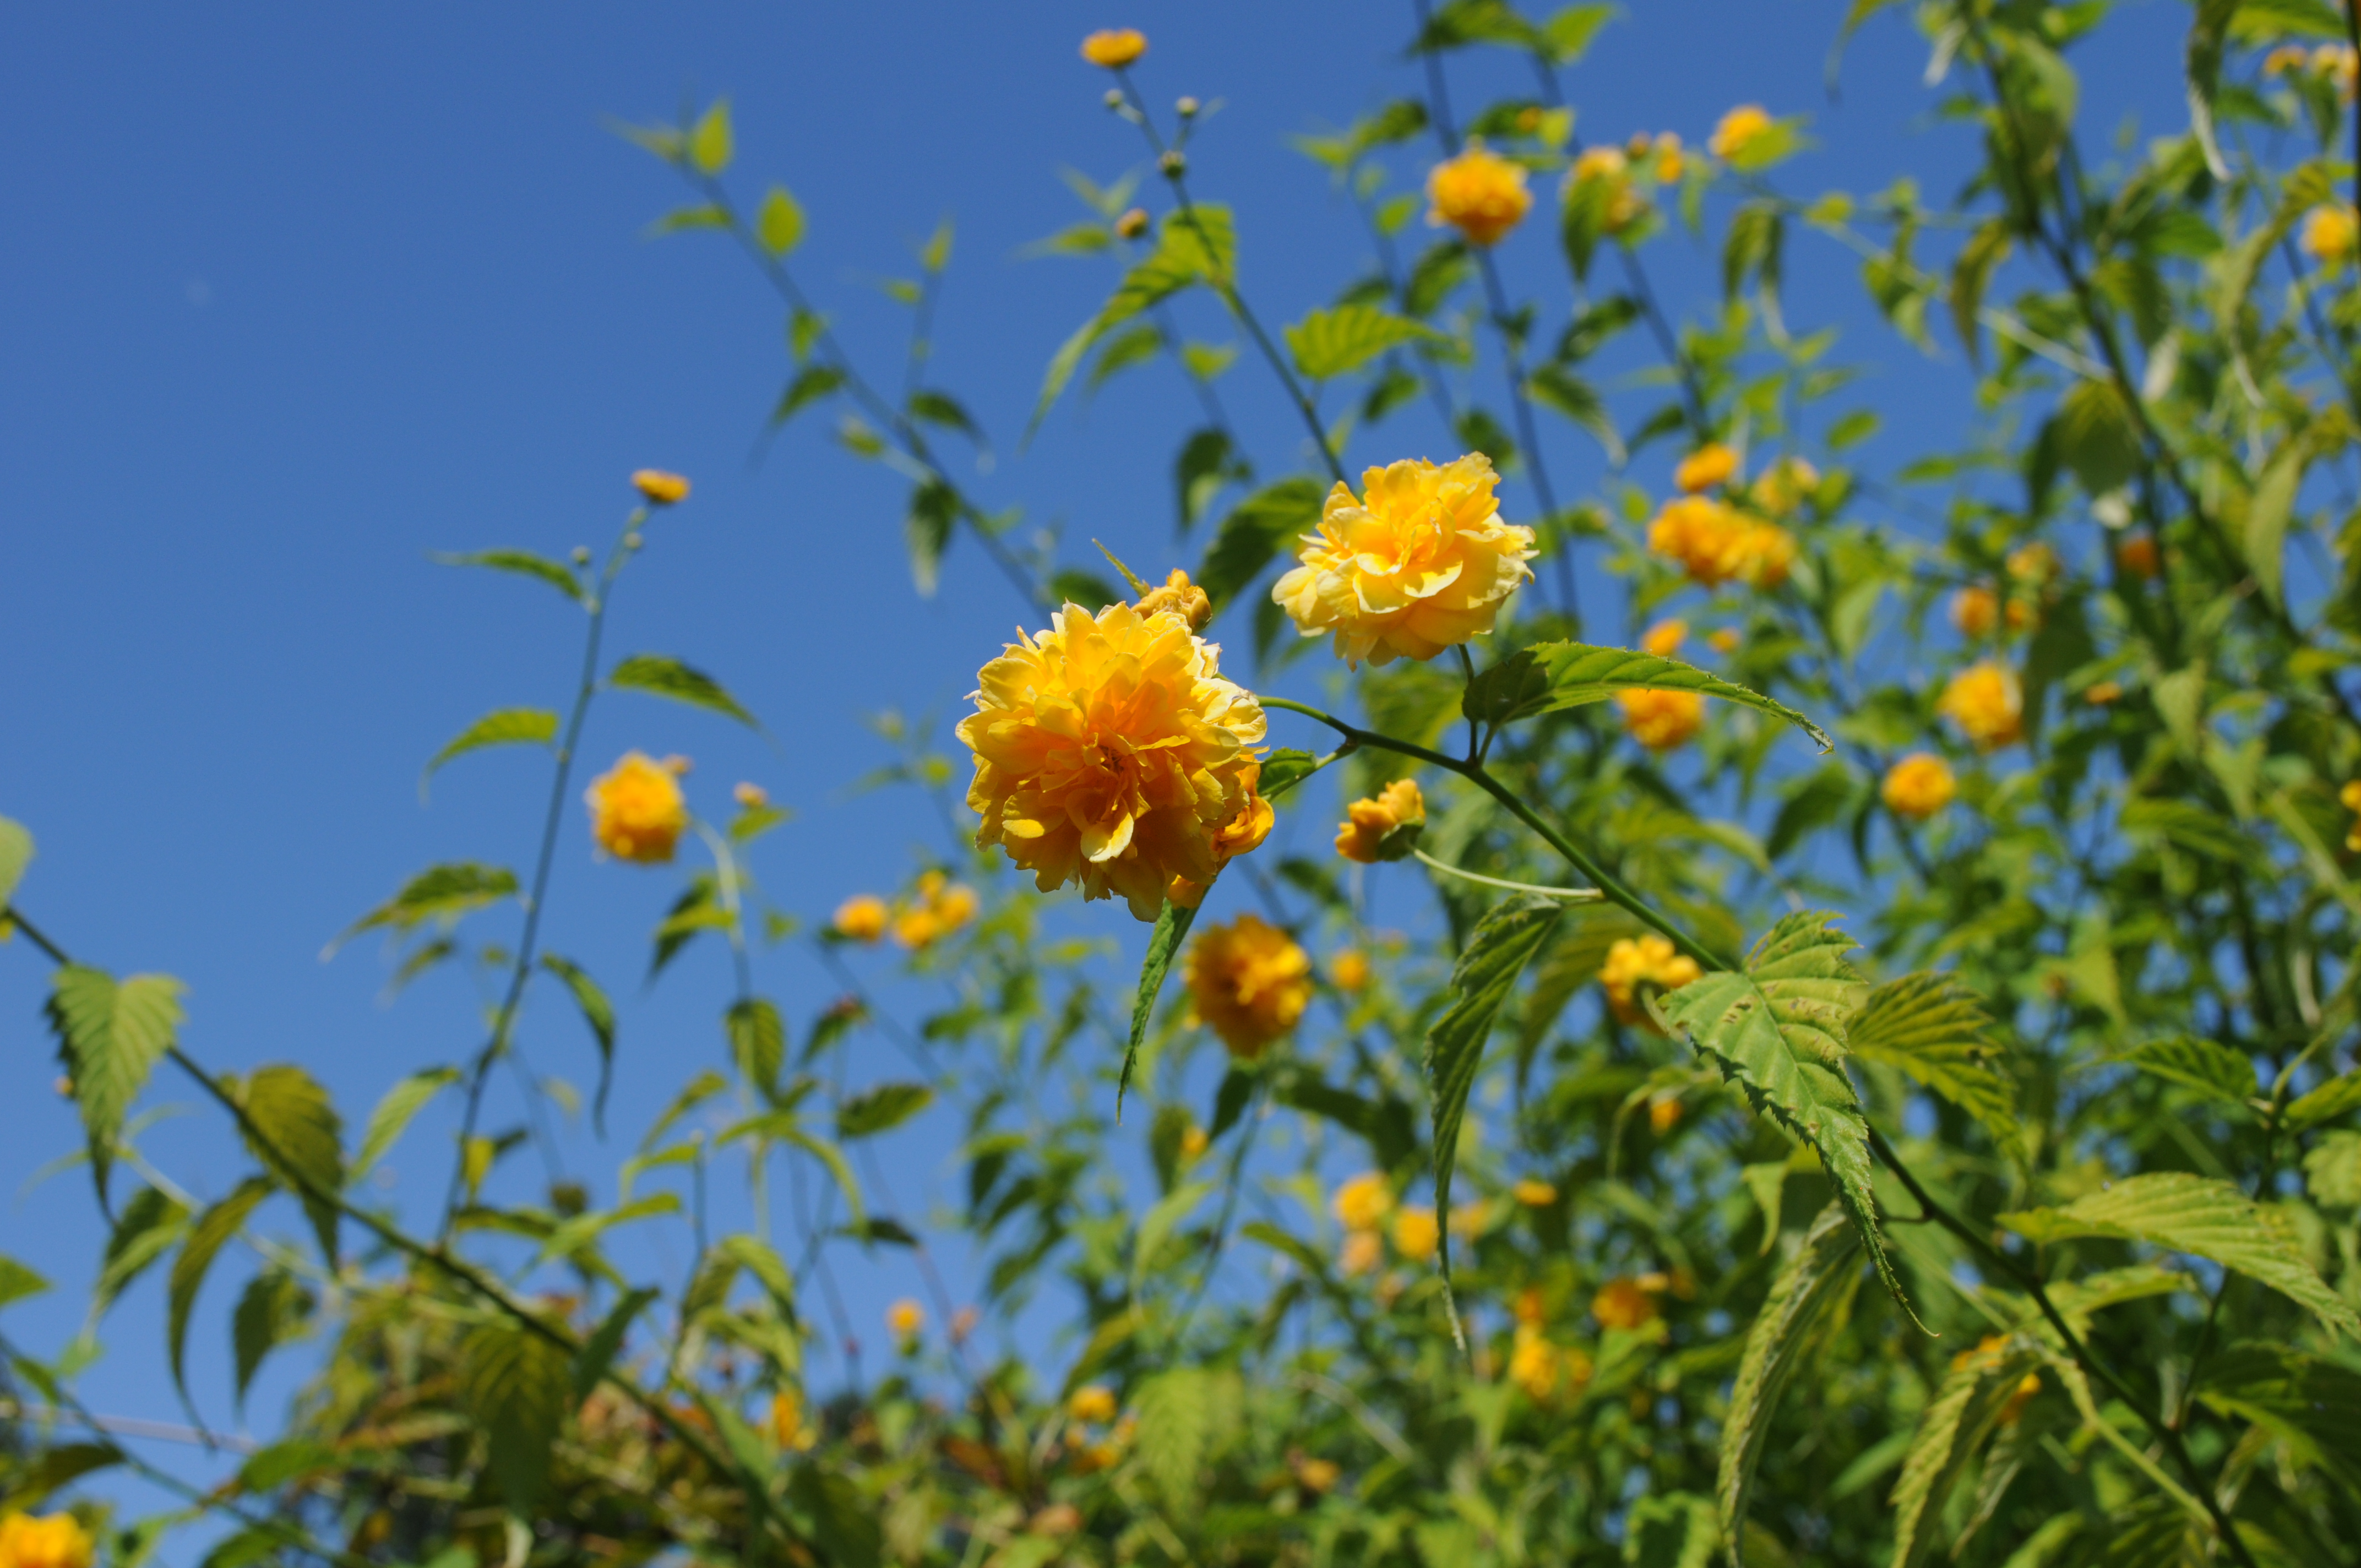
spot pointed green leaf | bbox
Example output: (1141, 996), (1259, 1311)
(232, 1268), (314, 1412)
(770, 363), (846, 427)
(351, 1066), (458, 1185)
(231, 1065), (342, 1262)
(460, 1317), (573, 1511)
(574, 1286), (660, 1402)
(1123, 901), (1198, 1119)
(334, 863), (518, 949)
(48, 967), (186, 1207)
(2114, 1036), (2257, 1105)
(432, 549), (583, 603)
(1133, 1179), (1216, 1299)
(608, 654), (757, 727)
(422, 707), (558, 795)
(1844, 972), (2024, 1164)
(789, 1464), (883, 1568)
(835, 1081), (932, 1140)
(724, 995), (785, 1105)
(542, 956), (618, 1130)
(1464, 642), (1831, 750)
(96, 1185), (189, 1316)
(688, 98), (733, 175)
(0, 815), (33, 913)
(757, 184), (805, 255)
(0, 1255), (48, 1313)
(168, 1176), (273, 1404)
(1197, 475), (1327, 610)
(2192, 1342), (2361, 1491)
(1283, 303), (1441, 381)
(2285, 1068), (2361, 1131)
(1888, 1335), (2049, 1568)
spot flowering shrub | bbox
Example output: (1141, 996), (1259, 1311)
(7, 6), (2361, 1568)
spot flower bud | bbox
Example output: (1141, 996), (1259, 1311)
(1114, 207), (1150, 240)
(1159, 149), (1187, 177)
(1177, 95), (1200, 117)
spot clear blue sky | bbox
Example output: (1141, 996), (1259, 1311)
(0, 0), (2186, 1517)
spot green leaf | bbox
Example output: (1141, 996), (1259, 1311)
(96, 1185), (189, 1316)
(688, 98), (732, 175)
(432, 549), (583, 604)
(1176, 426), (1250, 531)
(572, 1286), (660, 1402)
(905, 480), (957, 597)
(1133, 1180), (1216, 1299)
(542, 956), (618, 1130)
(0, 815), (33, 912)
(2052, 379), (2142, 494)
(724, 997), (785, 1105)
(48, 966), (186, 1207)
(351, 1066), (458, 1185)
(421, 707), (558, 796)
(0, 1254), (48, 1313)
(2245, 439), (2305, 609)
(789, 1465), (883, 1568)
(2114, 1036), (2257, 1105)
(770, 363), (846, 429)
(1463, 643), (1831, 750)
(1660, 914), (1914, 1325)
(1032, 206), (1238, 430)
(0, 1444), (124, 1516)
(648, 203), (731, 236)
(835, 1081), (933, 1140)
(1526, 365), (1626, 464)
(1123, 902), (1198, 1119)
(1284, 303), (1440, 381)
(1131, 1367), (1241, 1502)
(1843, 973), (2024, 1164)
(460, 1317), (574, 1512)
(2193, 1342), (2361, 1491)
(757, 184), (805, 255)
(1625, 1491), (1718, 1568)
(1197, 475), (1327, 610)
(2304, 1130), (2361, 1206)
(335, 863), (518, 948)
(232, 1065), (343, 1262)
(608, 654), (757, 727)
(169, 1176), (274, 1405)
(1889, 1336), (2049, 1568)
(232, 1269), (313, 1412)
(2185, 0), (2238, 180)
(2285, 1068), (2361, 1131)
(1257, 748), (1330, 801)
(2000, 1173), (2360, 1341)
(1425, 897), (1563, 1306)
(1949, 220), (2013, 365)
(1717, 1204), (1862, 1559)
(909, 390), (987, 449)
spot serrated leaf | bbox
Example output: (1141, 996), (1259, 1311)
(1133, 1180), (1215, 1299)
(688, 98), (732, 175)
(1123, 902), (1198, 1119)
(231, 1065), (342, 1262)
(1284, 303), (1440, 381)
(169, 1176), (273, 1405)
(48, 967), (186, 1208)
(95, 1185), (188, 1316)
(572, 1286), (659, 1401)
(835, 1081), (932, 1140)
(1132, 1367), (1240, 1502)
(2193, 1342), (2361, 1491)
(1198, 475), (1327, 610)
(541, 956), (618, 1130)
(421, 707), (558, 796)
(460, 1317), (573, 1511)
(757, 184), (804, 255)
(608, 654), (757, 727)
(432, 549), (584, 603)
(1717, 1204), (1862, 1559)
(0, 815), (32, 912)
(1661, 914), (1914, 1325)
(2285, 1068), (2361, 1131)
(1844, 973), (2023, 1164)
(1889, 1336), (2049, 1568)
(335, 863), (518, 949)
(1464, 643), (1831, 750)
(724, 996), (784, 1104)
(2001, 1173), (2359, 1340)
(1256, 748), (1329, 801)
(1032, 206), (1237, 429)
(232, 1269), (313, 1412)
(2115, 1036), (2257, 1104)
(351, 1066), (458, 1185)
(1526, 364), (1626, 463)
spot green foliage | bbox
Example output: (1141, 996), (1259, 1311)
(607, 653), (758, 726)
(46, 966), (185, 1206)
(421, 707), (558, 793)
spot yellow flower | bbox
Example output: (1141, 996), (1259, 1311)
(900, 869), (981, 941)
(959, 600), (1269, 921)
(1509, 1325), (1570, 1400)
(2300, 205), (2358, 266)
(887, 1298), (925, 1343)
(2313, 43), (2359, 97)
(1750, 456), (1819, 515)
(1115, 207), (1150, 241)
(1881, 753), (1956, 820)
(1184, 913), (1312, 1057)
(1648, 1094), (1683, 1134)
(770, 1389), (818, 1452)
(2084, 681), (2123, 706)
(1651, 131), (1685, 184)
(1998, 1372), (2042, 1425)
(1179, 1123), (1209, 1160)
(1511, 1178), (1558, 1207)
(1426, 143), (1533, 248)
(1640, 619), (1687, 657)
(2005, 541), (2058, 586)
(1080, 28), (1147, 68)
(1709, 104), (1774, 161)
(585, 752), (688, 864)
(1646, 497), (1794, 588)
(1293, 1456), (1342, 1494)
(1335, 777), (1426, 863)
(2342, 780), (2361, 851)
(1331, 949), (1372, 992)
(1134, 568), (1212, 631)
(1392, 1205), (1440, 1262)
(1339, 1229), (1384, 1276)
(1591, 1276), (1659, 1331)
(1939, 663), (2023, 750)
(833, 894), (890, 942)
(1566, 146), (1645, 231)
(1069, 1384), (1118, 1425)
(1673, 444), (1738, 494)
(890, 906), (942, 949)
(2115, 534), (2161, 579)
(1273, 454), (1538, 667)
(1599, 935), (1702, 1027)
(1617, 688), (1705, 752)
(632, 470), (690, 505)
(2264, 44), (2312, 77)
(1333, 1172), (1393, 1232)
(1707, 628), (1742, 655)
(0, 1515), (93, 1568)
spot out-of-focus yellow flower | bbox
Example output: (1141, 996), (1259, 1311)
(1707, 628), (1741, 655)
(2342, 780), (2361, 851)
(0, 1513), (93, 1568)
(1069, 1384), (1118, 1425)
(1509, 1325), (1564, 1400)
(1114, 207), (1150, 240)
(1674, 444), (1738, 494)
(1273, 454), (1538, 667)
(1951, 1333), (2008, 1373)
(960, 600), (1268, 921)
(1998, 1371), (2042, 1425)
(1393, 1205), (1440, 1262)
(1513, 1286), (1547, 1326)
(1331, 949), (1372, 992)
(733, 781), (769, 809)
(1335, 778), (1426, 863)
(1592, 1276), (1659, 1331)
(586, 752), (688, 864)
(1640, 619), (1687, 657)
(2082, 680), (2121, 705)
(1566, 146), (1646, 230)
(1651, 131), (1685, 183)
(1134, 567), (1212, 631)
(2300, 204), (2358, 266)
(1600, 935), (1702, 1027)
(1185, 913), (1311, 1057)
(890, 905), (942, 949)
(1646, 497), (1794, 588)
(887, 871), (980, 950)
(1449, 1200), (1492, 1239)
(1179, 1123), (1209, 1161)
(1750, 456), (1819, 516)
(1939, 663), (2023, 750)
(2116, 534), (2161, 579)
(888, 1299), (925, 1343)
(632, 470), (690, 505)
(1648, 1094), (1683, 1134)
(2313, 43), (2359, 97)
(1333, 1172), (1392, 1232)
(1617, 688), (1705, 752)
(1427, 142), (1532, 247)
(1339, 1229), (1384, 1276)
(1080, 28), (1147, 68)
(2005, 541), (2058, 586)
(770, 1389), (818, 1452)
(1881, 753), (1956, 820)
(834, 894), (889, 943)
(1950, 585), (2033, 638)
(1511, 1178), (1558, 1207)
(1293, 1456), (1342, 1494)
(1709, 104), (1774, 161)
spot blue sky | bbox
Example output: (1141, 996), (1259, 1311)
(0, 0), (2191, 1522)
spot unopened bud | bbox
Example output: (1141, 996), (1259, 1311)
(1177, 96), (1200, 117)
(625, 531), (645, 550)
(1103, 89), (1124, 110)
(1158, 149), (1187, 177)
(571, 546), (591, 565)
(1114, 208), (1150, 239)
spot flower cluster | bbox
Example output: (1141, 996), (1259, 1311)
(1881, 753), (1956, 820)
(1939, 662), (2023, 750)
(1507, 1288), (1593, 1403)
(1334, 778), (1426, 863)
(1426, 143), (1532, 247)
(1598, 935), (1701, 1027)
(1184, 913), (1310, 1057)
(586, 752), (690, 864)
(769, 1387), (819, 1452)
(1646, 496), (1794, 589)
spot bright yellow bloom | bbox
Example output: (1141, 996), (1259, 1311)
(959, 600), (1269, 921)
(1335, 778), (1426, 863)
(833, 894), (890, 942)
(631, 470), (690, 505)
(1999, 1372), (2043, 1425)
(1185, 913), (1312, 1057)
(0, 1515), (93, 1568)
(1511, 1178), (1558, 1207)
(1134, 568), (1212, 631)
(1591, 1276), (1659, 1331)
(896, 869), (980, 945)
(1509, 1325), (1574, 1400)
(1640, 619), (1687, 657)
(1294, 1456), (1342, 1494)
(1674, 444), (1738, 493)
(1750, 456), (1819, 515)
(1939, 663), (2023, 750)
(1080, 28), (1147, 68)
(586, 752), (688, 864)
(1273, 454), (1538, 667)
(1339, 1229), (1384, 1276)
(1709, 104), (1775, 161)
(1514, 1286), (1547, 1326)
(770, 1389), (818, 1451)
(888, 1299), (925, 1342)
(1617, 688), (1704, 752)
(1646, 497), (1794, 588)
(1069, 1384), (1118, 1425)
(1881, 753), (1956, 820)
(1334, 1172), (1392, 1232)
(1392, 1205), (1440, 1262)
(2342, 780), (2361, 851)
(2116, 534), (2161, 579)
(1599, 935), (1702, 1027)
(890, 906), (942, 949)
(1649, 1095), (1683, 1134)
(1331, 949), (1372, 992)
(2300, 205), (2358, 266)
(1427, 143), (1532, 247)
(1651, 131), (1685, 183)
